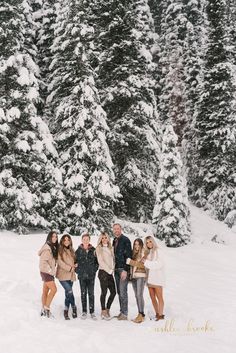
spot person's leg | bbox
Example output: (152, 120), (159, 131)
(45, 281), (57, 308)
(106, 274), (116, 310)
(87, 277), (95, 314)
(42, 282), (49, 307)
(155, 286), (164, 316)
(114, 270), (121, 313)
(60, 280), (75, 309)
(119, 272), (128, 316)
(79, 277), (88, 313)
(98, 270), (108, 310)
(148, 287), (159, 316)
(132, 279), (139, 311)
(136, 278), (145, 315)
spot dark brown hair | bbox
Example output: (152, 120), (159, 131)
(46, 231), (59, 259)
(58, 234), (75, 262)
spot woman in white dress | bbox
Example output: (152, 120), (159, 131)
(142, 236), (165, 321)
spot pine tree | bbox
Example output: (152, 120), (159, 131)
(93, 0), (161, 221)
(153, 125), (191, 247)
(190, 0), (236, 220)
(182, 0), (204, 195)
(0, 0), (59, 233)
(47, 0), (120, 233)
(158, 0), (188, 143)
(32, 0), (57, 116)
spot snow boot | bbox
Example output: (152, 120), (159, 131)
(72, 306), (77, 319)
(64, 309), (70, 320)
(132, 313), (144, 323)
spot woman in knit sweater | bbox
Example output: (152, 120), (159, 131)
(56, 234), (77, 320)
(96, 232), (116, 320)
(142, 236), (166, 321)
(126, 238), (146, 323)
(38, 231), (59, 317)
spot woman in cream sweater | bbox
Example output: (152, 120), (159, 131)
(38, 231), (59, 318)
(96, 232), (116, 319)
(56, 234), (77, 320)
(143, 236), (166, 321)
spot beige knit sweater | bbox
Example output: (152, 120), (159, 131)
(96, 245), (115, 275)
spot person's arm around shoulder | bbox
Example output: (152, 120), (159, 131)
(126, 258), (145, 269)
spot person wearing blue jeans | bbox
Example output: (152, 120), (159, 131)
(56, 234), (77, 320)
(112, 224), (132, 320)
(126, 238), (146, 323)
(59, 280), (75, 310)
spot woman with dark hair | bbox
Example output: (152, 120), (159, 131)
(126, 238), (146, 323)
(56, 234), (78, 320)
(38, 231), (59, 317)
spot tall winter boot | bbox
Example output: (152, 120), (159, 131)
(64, 309), (70, 320)
(72, 306), (77, 319)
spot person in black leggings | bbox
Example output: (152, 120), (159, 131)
(96, 232), (116, 319)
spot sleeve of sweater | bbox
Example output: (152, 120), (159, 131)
(96, 248), (113, 274)
(144, 250), (165, 270)
(124, 238), (132, 272)
(57, 254), (72, 272)
(126, 258), (145, 269)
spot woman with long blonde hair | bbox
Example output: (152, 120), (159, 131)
(96, 232), (116, 319)
(56, 234), (77, 320)
(142, 236), (165, 321)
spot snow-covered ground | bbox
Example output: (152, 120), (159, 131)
(0, 205), (236, 353)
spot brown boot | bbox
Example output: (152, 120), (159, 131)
(132, 313), (144, 323)
(156, 314), (165, 321)
(106, 309), (111, 318)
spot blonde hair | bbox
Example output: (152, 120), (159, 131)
(97, 232), (112, 250)
(144, 236), (158, 260)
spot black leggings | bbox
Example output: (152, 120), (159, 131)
(98, 270), (116, 310)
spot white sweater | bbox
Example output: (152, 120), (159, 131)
(144, 248), (166, 287)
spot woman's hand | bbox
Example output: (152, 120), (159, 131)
(120, 271), (127, 281)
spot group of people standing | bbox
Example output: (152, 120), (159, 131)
(38, 223), (166, 323)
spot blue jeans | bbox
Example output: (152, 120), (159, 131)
(114, 269), (129, 316)
(59, 280), (75, 309)
(132, 277), (145, 315)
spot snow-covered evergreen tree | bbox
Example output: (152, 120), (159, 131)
(158, 0), (188, 143)
(153, 125), (191, 247)
(189, 0), (236, 220)
(93, 0), (161, 221)
(32, 0), (57, 116)
(47, 0), (120, 233)
(0, 0), (59, 233)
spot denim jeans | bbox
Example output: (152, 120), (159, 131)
(59, 280), (75, 309)
(79, 276), (95, 314)
(132, 277), (145, 315)
(114, 269), (129, 316)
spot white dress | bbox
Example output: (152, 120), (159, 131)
(144, 248), (166, 287)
